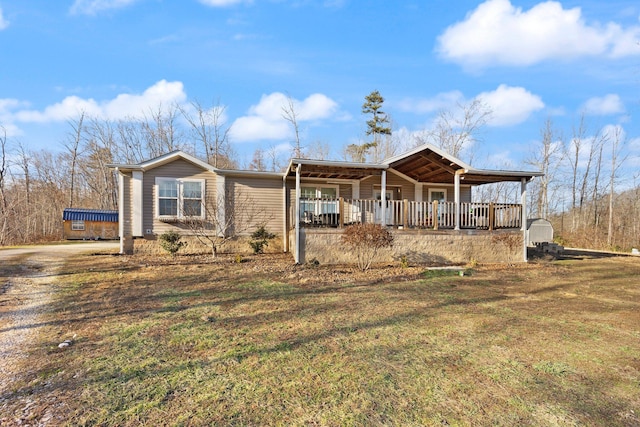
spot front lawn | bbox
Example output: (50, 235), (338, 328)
(2, 253), (639, 426)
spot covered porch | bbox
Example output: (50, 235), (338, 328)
(286, 144), (542, 264)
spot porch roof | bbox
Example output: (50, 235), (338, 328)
(287, 143), (542, 185)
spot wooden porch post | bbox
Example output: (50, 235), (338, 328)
(295, 164), (301, 264)
(488, 202), (495, 231)
(433, 200), (439, 230)
(339, 197), (344, 228)
(403, 199), (408, 228)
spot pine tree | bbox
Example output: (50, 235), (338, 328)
(362, 90), (392, 147)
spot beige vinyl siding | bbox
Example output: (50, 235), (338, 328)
(229, 176), (284, 236)
(422, 185), (471, 203)
(359, 173), (414, 201)
(143, 159), (217, 235)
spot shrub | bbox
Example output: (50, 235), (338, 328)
(341, 223), (393, 271)
(158, 230), (186, 257)
(249, 225), (276, 254)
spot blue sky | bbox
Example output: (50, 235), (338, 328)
(1, 0), (639, 174)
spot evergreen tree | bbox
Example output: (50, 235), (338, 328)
(362, 90), (392, 147)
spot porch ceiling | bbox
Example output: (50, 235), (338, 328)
(387, 146), (541, 185)
(287, 162), (384, 180)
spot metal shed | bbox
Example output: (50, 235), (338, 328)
(526, 218), (554, 246)
(63, 208), (119, 240)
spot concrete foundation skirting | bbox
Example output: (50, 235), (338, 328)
(132, 234), (284, 256)
(300, 228), (524, 265)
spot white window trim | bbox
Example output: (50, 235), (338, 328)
(428, 188), (448, 202)
(300, 184), (339, 216)
(155, 177), (206, 220)
(71, 220), (85, 231)
(300, 184), (340, 199)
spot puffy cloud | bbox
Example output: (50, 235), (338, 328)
(397, 85), (543, 127)
(582, 94), (625, 116)
(230, 92), (338, 142)
(13, 80), (187, 123)
(396, 91), (465, 114)
(70, 0), (139, 15)
(198, 0), (248, 6)
(0, 7), (9, 30)
(437, 0), (640, 68)
(476, 85), (544, 126)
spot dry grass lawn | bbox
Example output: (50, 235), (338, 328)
(1, 251), (639, 426)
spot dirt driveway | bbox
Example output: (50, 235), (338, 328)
(0, 241), (119, 423)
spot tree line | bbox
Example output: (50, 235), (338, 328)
(0, 92), (638, 251)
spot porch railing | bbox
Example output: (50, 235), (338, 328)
(299, 198), (522, 230)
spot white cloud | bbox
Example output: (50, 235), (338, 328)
(198, 0), (247, 7)
(396, 91), (465, 114)
(397, 85), (543, 127)
(230, 92), (338, 142)
(70, 0), (139, 15)
(13, 80), (187, 123)
(476, 85), (544, 126)
(0, 7), (9, 30)
(582, 94), (625, 116)
(437, 0), (640, 68)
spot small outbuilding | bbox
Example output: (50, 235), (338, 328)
(63, 208), (119, 240)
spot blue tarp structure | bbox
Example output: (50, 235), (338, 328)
(63, 208), (118, 222)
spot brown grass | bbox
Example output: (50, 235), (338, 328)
(1, 252), (639, 426)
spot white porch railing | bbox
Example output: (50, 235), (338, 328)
(299, 198), (522, 230)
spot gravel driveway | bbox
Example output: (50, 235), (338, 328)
(0, 241), (119, 424)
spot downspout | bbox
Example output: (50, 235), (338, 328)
(521, 177), (528, 262)
(295, 164), (301, 264)
(282, 174), (288, 253)
(454, 169), (463, 231)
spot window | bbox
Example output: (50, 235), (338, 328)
(429, 188), (447, 203)
(300, 185), (338, 214)
(71, 220), (85, 231)
(156, 178), (204, 219)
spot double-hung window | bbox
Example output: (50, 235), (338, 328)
(71, 220), (85, 231)
(156, 178), (204, 219)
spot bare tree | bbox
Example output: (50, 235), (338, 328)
(0, 126), (9, 245)
(181, 190), (272, 258)
(180, 100), (235, 168)
(607, 126), (627, 247)
(526, 118), (563, 218)
(65, 112), (85, 208)
(282, 94), (303, 158)
(248, 148), (266, 171)
(417, 99), (491, 161)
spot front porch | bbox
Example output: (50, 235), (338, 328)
(299, 198), (523, 231)
(287, 143), (542, 265)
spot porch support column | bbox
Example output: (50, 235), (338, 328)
(380, 170), (387, 225)
(131, 171), (143, 237)
(352, 180), (360, 199)
(454, 170), (462, 231)
(521, 177), (528, 262)
(415, 183), (423, 202)
(216, 175), (226, 238)
(117, 168), (125, 254)
(295, 164), (302, 264)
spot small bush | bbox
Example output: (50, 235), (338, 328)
(341, 223), (393, 271)
(249, 226), (276, 254)
(158, 231), (186, 256)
